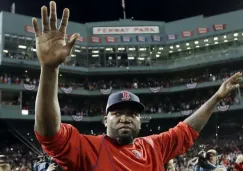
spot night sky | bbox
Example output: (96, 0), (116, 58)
(0, 0), (243, 23)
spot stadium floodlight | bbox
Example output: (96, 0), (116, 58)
(18, 45), (26, 49)
(92, 54), (99, 57)
(194, 41), (199, 44)
(139, 48), (146, 51)
(214, 37), (218, 40)
(92, 50), (99, 53)
(128, 48), (135, 51)
(234, 33), (238, 37)
(74, 49), (81, 52)
(22, 109), (29, 115)
(176, 45), (180, 48)
(118, 47), (125, 50)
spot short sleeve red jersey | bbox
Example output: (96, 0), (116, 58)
(35, 122), (198, 171)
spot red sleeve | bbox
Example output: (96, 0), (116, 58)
(34, 123), (81, 169)
(150, 122), (199, 163)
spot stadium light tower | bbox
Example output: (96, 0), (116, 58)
(11, 3), (16, 14)
(121, 0), (126, 19)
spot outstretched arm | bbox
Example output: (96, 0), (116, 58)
(33, 1), (78, 136)
(184, 72), (242, 132)
(35, 67), (61, 136)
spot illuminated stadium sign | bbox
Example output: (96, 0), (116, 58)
(92, 26), (160, 35)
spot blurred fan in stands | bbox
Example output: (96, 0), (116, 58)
(234, 154), (243, 171)
(0, 155), (10, 171)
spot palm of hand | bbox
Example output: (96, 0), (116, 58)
(216, 72), (242, 99)
(217, 82), (231, 98)
(36, 31), (67, 67)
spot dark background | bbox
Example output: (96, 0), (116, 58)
(1, 0), (243, 23)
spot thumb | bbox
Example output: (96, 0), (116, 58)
(64, 33), (79, 55)
(230, 84), (240, 91)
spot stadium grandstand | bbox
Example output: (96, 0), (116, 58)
(0, 8), (243, 171)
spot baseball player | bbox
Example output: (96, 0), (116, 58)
(32, 1), (242, 170)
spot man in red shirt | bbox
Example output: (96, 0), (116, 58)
(32, 1), (242, 170)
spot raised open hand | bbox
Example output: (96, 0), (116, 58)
(216, 72), (242, 99)
(32, 1), (79, 68)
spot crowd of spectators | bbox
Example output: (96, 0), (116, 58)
(0, 69), (241, 116)
(174, 134), (243, 170)
(0, 68), (242, 90)
(18, 88), (238, 117)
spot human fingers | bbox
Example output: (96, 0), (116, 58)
(41, 6), (50, 32)
(32, 18), (41, 37)
(49, 1), (57, 30)
(58, 8), (69, 33)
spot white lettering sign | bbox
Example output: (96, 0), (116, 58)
(93, 26), (160, 35)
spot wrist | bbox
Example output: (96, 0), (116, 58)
(40, 66), (59, 83)
(41, 66), (59, 73)
(213, 93), (222, 102)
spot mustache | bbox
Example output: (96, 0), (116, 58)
(118, 123), (134, 129)
(119, 126), (132, 130)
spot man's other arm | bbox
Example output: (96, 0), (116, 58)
(34, 67), (61, 136)
(184, 72), (241, 132)
(183, 93), (219, 132)
(148, 72), (241, 163)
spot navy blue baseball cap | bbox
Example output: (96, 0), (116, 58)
(106, 91), (145, 114)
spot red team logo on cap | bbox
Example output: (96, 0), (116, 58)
(121, 91), (131, 100)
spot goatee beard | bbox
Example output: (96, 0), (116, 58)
(117, 135), (133, 145)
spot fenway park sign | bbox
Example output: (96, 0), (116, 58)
(93, 26), (160, 35)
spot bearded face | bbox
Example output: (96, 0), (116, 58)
(104, 108), (141, 145)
